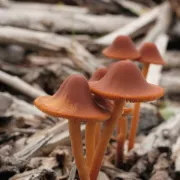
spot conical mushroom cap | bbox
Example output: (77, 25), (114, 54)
(34, 74), (110, 122)
(89, 61), (164, 102)
(89, 67), (108, 82)
(138, 43), (165, 65)
(102, 36), (140, 60)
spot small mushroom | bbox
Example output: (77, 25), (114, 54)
(139, 42), (165, 78)
(102, 35), (140, 60)
(128, 42), (165, 151)
(89, 61), (164, 179)
(89, 67), (108, 82)
(34, 74), (110, 180)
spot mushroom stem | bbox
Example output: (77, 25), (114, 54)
(128, 103), (141, 151)
(128, 63), (149, 151)
(115, 115), (127, 167)
(142, 63), (150, 78)
(95, 123), (101, 146)
(89, 100), (125, 180)
(85, 122), (96, 171)
(68, 121), (90, 180)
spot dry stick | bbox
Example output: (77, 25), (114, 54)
(69, 121), (89, 180)
(95, 4), (161, 45)
(0, 70), (47, 99)
(7, 0), (88, 14)
(113, 0), (150, 16)
(132, 113), (180, 157)
(128, 2), (172, 151)
(0, 9), (134, 34)
(89, 100), (125, 180)
(0, 26), (98, 74)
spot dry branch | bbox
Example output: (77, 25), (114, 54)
(14, 119), (85, 158)
(0, 9), (134, 34)
(0, 92), (45, 118)
(6, 0), (88, 14)
(164, 50), (180, 69)
(142, 2), (171, 43)
(0, 26), (98, 74)
(0, 70), (47, 98)
(160, 70), (180, 94)
(9, 169), (56, 180)
(114, 0), (150, 16)
(131, 113), (180, 157)
(95, 5), (161, 45)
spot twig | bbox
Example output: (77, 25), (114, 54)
(0, 26), (98, 74)
(14, 134), (53, 160)
(114, 0), (150, 16)
(7, 0), (88, 14)
(142, 2), (172, 43)
(95, 5), (161, 45)
(0, 70), (47, 98)
(68, 163), (77, 180)
(0, 9), (134, 34)
(132, 113), (180, 157)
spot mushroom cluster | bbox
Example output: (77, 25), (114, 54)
(34, 35), (165, 180)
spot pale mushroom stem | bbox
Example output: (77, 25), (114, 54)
(89, 100), (125, 180)
(95, 123), (101, 146)
(85, 122), (96, 171)
(115, 115), (127, 167)
(68, 121), (90, 180)
(128, 63), (149, 151)
(128, 103), (140, 151)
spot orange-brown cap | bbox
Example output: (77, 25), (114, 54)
(34, 74), (110, 122)
(89, 67), (108, 82)
(138, 42), (165, 65)
(102, 35), (140, 60)
(89, 61), (164, 102)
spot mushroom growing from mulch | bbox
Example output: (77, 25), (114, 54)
(34, 74), (110, 180)
(128, 42), (166, 151)
(89, 61), (164, 180)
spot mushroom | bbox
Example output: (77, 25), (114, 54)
(102, 36), (140, 158)
(102, 35), (140, 60)
(89, 67), (108, 82)
(139, 42), (165, 78)
(128, 42), (165, 151)
(34, 74), (110, 180)
(89, 61), (164, 179)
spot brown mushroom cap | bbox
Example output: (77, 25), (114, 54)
(138, 42), (165, 65)
(102, 35), (140, 60)
(89, 61), (164, 102)
(89, 67), (108, 82)
(34, 74), (110, 122)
